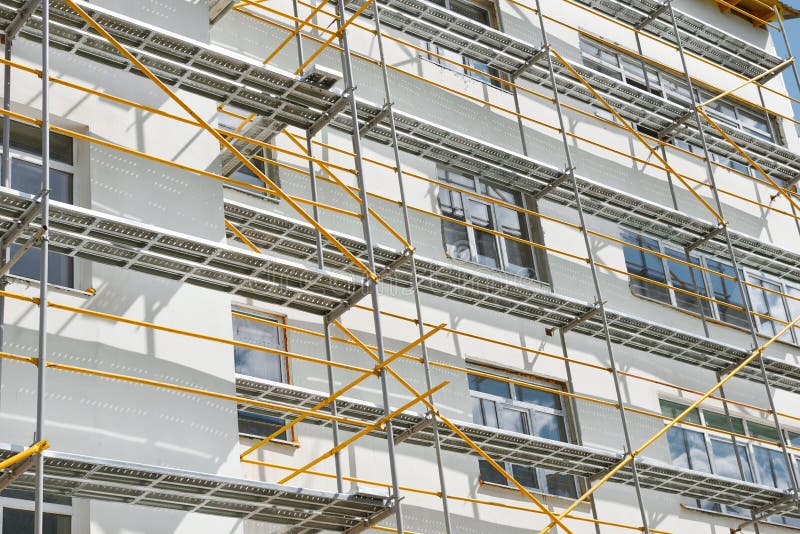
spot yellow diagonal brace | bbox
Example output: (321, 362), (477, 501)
(697, 57), (794, 109)
(547, 47), (725, 224)
(539, 310), (800, 533)
(63, 0), (377, 282)
(295, 0), (375, 75)
(0, 440), (49, 471)
(333, 321), (575, 534)
(696, 107), (800, 213)
(283, 130), (412, 250)
(238, 322), (446, 459)
(278, 380), (449, 485)
(224, 220), (262, 253)
(258, 0), (334, 65)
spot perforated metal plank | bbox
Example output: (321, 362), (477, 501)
(325, 0), (799, 183)
(236, 376), (795, 513)
(570, 0), (783, 79)
(0, 187), (363, 315)
(0, 0), (343, 182)
(0, 444), (389, 533)
(6, 1), (797, 239)
(225, 203), (800, 394)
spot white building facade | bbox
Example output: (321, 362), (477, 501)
(1, 0), (800, 532)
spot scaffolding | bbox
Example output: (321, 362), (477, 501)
(0, 0), (800, 532)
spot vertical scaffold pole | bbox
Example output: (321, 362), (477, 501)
(665, 1), (800, 499)
(333, 0), (404, 529)
(0, 36), (12, 411)
(533, 2), (651, 532)
(557, 331), (601, 534)
(34, 1), (51, 533)
(367, 3), (453, 532)
(292, 0), (344, 492)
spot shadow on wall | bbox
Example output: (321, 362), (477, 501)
(0, 317), (240, 475)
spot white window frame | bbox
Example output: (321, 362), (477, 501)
(0, 494), (73, 533)
(661, 398), (800, 527)
(467, 364), (578, 498)
(0, 122), (78, 290)
(437, 167), (538, 279)
(620, 228), (800, 345)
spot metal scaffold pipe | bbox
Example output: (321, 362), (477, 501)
(332, 0), (404, 528)
(533, 1), (652, 532)
(367, 0), (453, 530)
(664, 1), (800, 506)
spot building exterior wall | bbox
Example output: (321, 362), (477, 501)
(1, 0), (799, 533)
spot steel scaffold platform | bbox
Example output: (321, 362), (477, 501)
(571, 0), (785, 79)
(235, 375), (796, 514)
(0, 444), (391, 533)
(0, 187), (362, 314)
(331, 0), (799, 183)
(4, 0), (799, 274)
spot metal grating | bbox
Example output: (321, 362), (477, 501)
(0, 187), (364, 315)
(236, 376), (796, 513)
(571, 0), (784, 79)
(0, 444), (390, 533)
(225, 203), (800, 394)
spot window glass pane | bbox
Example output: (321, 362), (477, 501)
(2, 508), (71, 534)
(666, 427), (691, 469)
(749, 277), (790, 342)
(753, 446), (791, 489)
(665, 248), (711, 315)
(471, 396), (484, 425)
(496, 205), (534, 278)
(501, 408), (527, 434)
(514, 384), (561, 410)
(686, 429), (711, 472)
(511, 464), (538, 489)
(0, 120), (73, 164)
(543, 470), (578, 498)
(8, 159), (74, 287)
(481, 399), (498, 428)
(232, 314), (286, 381)
(747, 421), (780, 442)
(705, 260), (750, 328)
(534, 412), (567, 442)
(467, 200), (499, 269)
(702, 410), (744, 435)
(479, 459), (507, 486)
(238, 412), (288, 441)
(621, 231), (669, 303)
(710, 438), (750, 480)
(786, 286), (800, 344)
(468, 374), (510, 398)
(660, 399), (700, 424)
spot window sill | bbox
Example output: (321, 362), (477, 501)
(4, 275), (95, 299)
(681, 503), (800, 531)
(478, 479), (583, 506)
(240, 433), (300, 449)
(446, 254), (551, 292)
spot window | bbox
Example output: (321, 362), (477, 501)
(620, 230), (800, 342)
(438, 168), (537, 278)
(660, 400), (800, 527)
(232, 309), (290, 441)
(579, 36), (780, 145)
(1, 509), (70, 534)
(425, 0), (504, 87)
(468, 366), (577, 498)
(0, 490), (71, 534)
(0, 120), (74, 288)
(217, 107), (279, 196)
